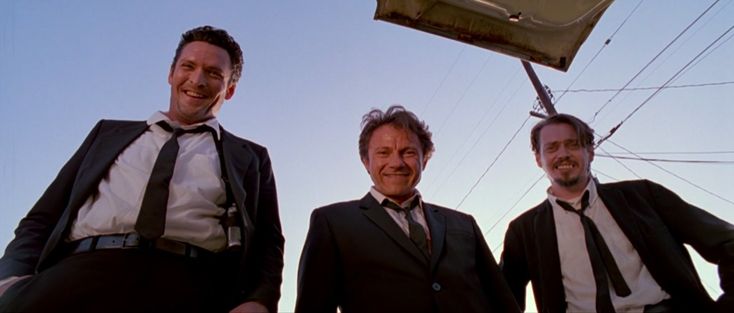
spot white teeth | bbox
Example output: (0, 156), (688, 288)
(184, 90), (205, 98)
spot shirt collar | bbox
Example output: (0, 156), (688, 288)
(147, 111), (222, 140)
(547, 177), (599, 211)
(369, 186), (422, 209)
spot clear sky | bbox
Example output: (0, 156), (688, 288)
(1, 1), (733, 311)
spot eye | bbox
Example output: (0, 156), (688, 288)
(375, 149), (389, 157)
(566, 140), (581, 149)
(208, 70), (224, 79)
(544, 144), (558, 153)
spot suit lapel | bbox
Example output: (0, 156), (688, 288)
(220, 130), (253, 215)
(424, 203), (446, 272)
(220, 129), (255, 252)
(533, 201), (567, 312)
(360, 194), (429, 265)
(596, 184), (649, 265)
(68, 121), (149, 212)
(42, 121), (149, 268)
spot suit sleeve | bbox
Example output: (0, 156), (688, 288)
(643, 180), (734, 311)
(474, 217), (521, 313)
(500, 220), (531, 312)
(295, 209), (340, 313)
(241, 148), (285, 313)
(0, 121), (103, 279)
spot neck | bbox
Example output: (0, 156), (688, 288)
(551, 177), (590, 200)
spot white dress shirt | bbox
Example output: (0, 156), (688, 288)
(69, 111), (227, 251)
(549, 178), (670, 312)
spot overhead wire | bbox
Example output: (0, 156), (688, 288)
(420, 47), (466, 116)
(456, 115), (532, 209)
(597, 145), (643, 178)
(605, 139), (734, 205)
(554, 80), (734, 93)
(428, 73), (523, 196)
(609, 150), (734, 155)
(596, 154), (734, 164)
(677, 27), (734, 78)
(597, 23), (734, 147)
(554, 0), (645, 107)
(433, 54), (493, 137)
(590, 0), (721, 123)
(426, 69), (520, 194)
(483, 172), (544, 239)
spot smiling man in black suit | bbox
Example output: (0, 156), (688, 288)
(295, 105), (519, 313)
(0, 26), (283, 313)
(501, 113), (734, 313)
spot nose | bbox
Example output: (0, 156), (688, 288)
(557, 144), (571, 157)
(387, 152), (405, 167)
(188, 69), (207, 87)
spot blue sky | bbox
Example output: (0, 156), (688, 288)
(1, 1), (733, 311)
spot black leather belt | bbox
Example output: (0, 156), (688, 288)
(68, 233), (211, 259)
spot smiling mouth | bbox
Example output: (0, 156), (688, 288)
(554, 162), (576, 170)
(184, 90), (207, 99)
(384, 173), (409, 178)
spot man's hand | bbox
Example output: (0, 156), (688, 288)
(0, 275), (31, 297)
(230, 301), (268, 313)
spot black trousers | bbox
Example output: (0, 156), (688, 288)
(0, 249), (236, 313)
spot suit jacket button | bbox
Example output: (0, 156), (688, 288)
(432, 282), (441, 291)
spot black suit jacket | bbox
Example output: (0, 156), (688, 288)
(295, 193), (519, 313)
(0, 120), (284, 312)
(501, 179), (734, 313)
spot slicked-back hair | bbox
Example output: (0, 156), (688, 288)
(530, 113), (595, 153)
(359, 105), (434, 160)
(171, 25), (243, 84)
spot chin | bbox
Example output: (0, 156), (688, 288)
(554, 176), (581, 188)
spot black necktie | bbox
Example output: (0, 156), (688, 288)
(382, 198), (430, 259)
(135, 121), (212, 240)
(556, 191), (631, 313)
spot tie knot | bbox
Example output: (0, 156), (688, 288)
(381, 196), (420, 212)
(556, 190), (590, 215)
(156, 121), (211, 137)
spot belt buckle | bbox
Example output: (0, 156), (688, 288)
(122, 233), (145, 249)
(155, 238), (191, 257)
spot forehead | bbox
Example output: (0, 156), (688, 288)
(369, 124), (421, 147)
(538, 123), (578, 144)
(177, 41), (232, 70)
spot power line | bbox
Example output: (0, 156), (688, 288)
(591, 0), (721, 123)
(605, 139), (734, 206)
(597, 154), (734, 164)
(456, 115), (531, 209)
(554, 0), (645, 107)
(420, 47), (466, 116)
(598, 145), (642, 179)
(433, 54), (493, 137)
(483, 173), (544, 238)
(428, 74), (522, 196)
(609, 150), (734, 155)
(597, 23), (734, 147)
(554, 81), (734, 94)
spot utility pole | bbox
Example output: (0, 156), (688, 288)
(522, 60), (557, 118)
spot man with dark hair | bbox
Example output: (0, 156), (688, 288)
(295, 105), (519, 313)
(0, 25), (283, 313)
(501, 113), (734, 312)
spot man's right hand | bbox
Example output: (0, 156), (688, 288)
(0, 275), (31, 297)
